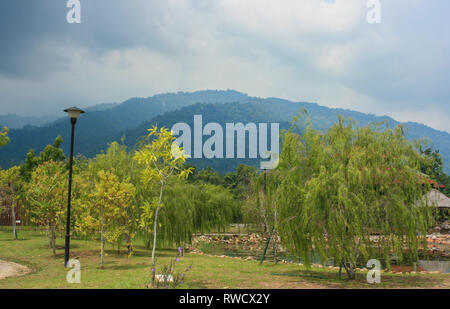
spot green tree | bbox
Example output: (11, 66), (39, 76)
(0, 126), (9, 148)
(83, 141), (141, 252)
(88, 170), (135, 268)
(224, 164), (258, 201)
(25, 161), (67, 257)
(244, 169), (280, 233)
(417, 146), (450, 196)
(275, 116), (434, 279)
(20, 136), (66, 181)
(0, 166), (21, 239)
(133, 126), (192, 286)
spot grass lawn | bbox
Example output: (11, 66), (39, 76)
(0, 227), (448, 289)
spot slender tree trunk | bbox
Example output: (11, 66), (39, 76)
(273, 208), (278, 264)
(51, 224), (56, 258)
(126, 233), (132, 255)
(101, 204), (105, 269)
(273, 230), (278, 264)
(11, 201), (17, 240)
(151, 181), (164, 287)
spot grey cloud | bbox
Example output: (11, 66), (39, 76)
(0, 0), (448, 131)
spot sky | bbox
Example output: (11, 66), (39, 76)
(0, 0), (449, 132)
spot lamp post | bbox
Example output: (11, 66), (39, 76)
(63, 107), (85, 267)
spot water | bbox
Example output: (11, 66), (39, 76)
(419, 260), (450, 273)
(198, 241), (334, 265)
(197, 240), (450, 272)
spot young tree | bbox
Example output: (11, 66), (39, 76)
(25, 161), (67, 257)
(133, 126), (192, 286)
(0, 166), (21, 239)
(275, 116), (434, 279)
(89, 170), (135, 268)
(85, 141), (141, 254)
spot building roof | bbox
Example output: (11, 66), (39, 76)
(422, 189), (450, 209)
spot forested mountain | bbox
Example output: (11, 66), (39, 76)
(0, 114), (59, 129)
(0, 90), (449, 174)
(0, 90), (248, 168)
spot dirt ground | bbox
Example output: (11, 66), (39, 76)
(0, 260), (30, 280)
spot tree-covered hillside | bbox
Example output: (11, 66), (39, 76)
(0, 90), (249, 168)
(0, 90), (449, 175)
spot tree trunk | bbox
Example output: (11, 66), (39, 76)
(126, 233), (132, 255)
(343, 262), (356, 279)
(101, 205), (105, 269)
(48, 224), (52, 248)
(11, 202), (17, 240)
(273, 230), (278, 264)
(151, 181), (164, 287)
(51, 224), (56, 258)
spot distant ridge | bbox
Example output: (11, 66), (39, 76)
(0, 90), (448, 174)
(0, 114), (59, 129)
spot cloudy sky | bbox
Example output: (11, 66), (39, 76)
(0, 0), (449, 132)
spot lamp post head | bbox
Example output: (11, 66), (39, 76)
(64, 107), (85, 120)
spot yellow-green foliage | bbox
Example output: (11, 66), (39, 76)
(275, 116), (434, 278)
(25, 161), (67, 256)
(88, 170), (135, 254)
(0, 166), (21, 218)
(25, 161), (67, 230)
(0, 126), (9, 147)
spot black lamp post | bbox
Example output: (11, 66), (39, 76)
(63, 107), (85, 267)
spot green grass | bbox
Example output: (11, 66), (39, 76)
(0, 227), (448, 289)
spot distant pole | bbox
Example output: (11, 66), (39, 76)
(63, 107), (84, 267)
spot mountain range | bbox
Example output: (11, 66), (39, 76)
(0, 90), (448, 174)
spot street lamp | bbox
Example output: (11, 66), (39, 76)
(63, 107), (85, 267)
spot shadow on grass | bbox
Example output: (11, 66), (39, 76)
(0, 238), (31, 242)
(184, 280), (210, 289)
(272, 269), (444, 288)
(107, 263), (149, 271)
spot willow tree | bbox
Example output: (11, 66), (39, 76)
(276, 116), (434, 279)
(133, 126), (192, 286)
(243, 170), (281, 234)
(139, 178), (236, 247)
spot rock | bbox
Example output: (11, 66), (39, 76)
(312, 264), (323, 268)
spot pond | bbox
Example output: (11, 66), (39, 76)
(195, 237), (450, 273)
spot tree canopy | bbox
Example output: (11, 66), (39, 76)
(274, 117), (434, 278)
